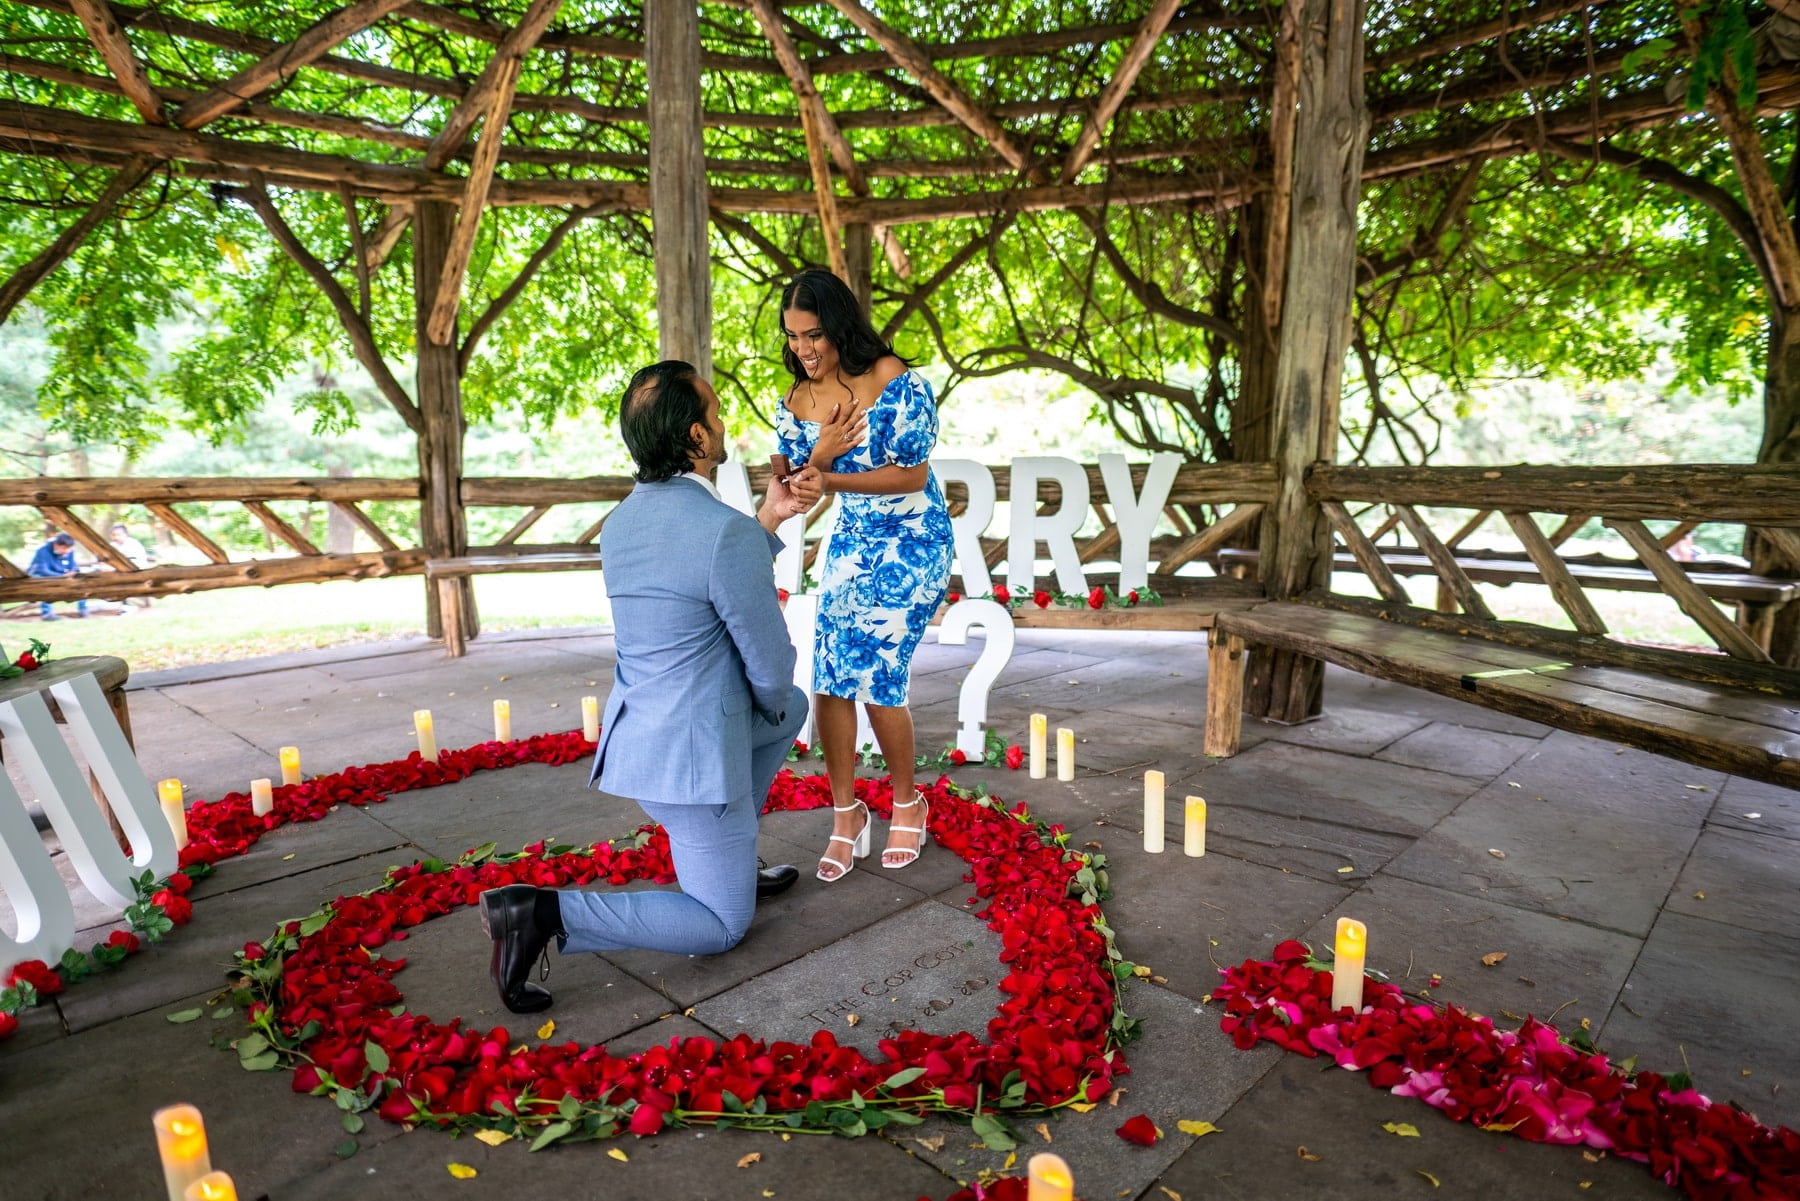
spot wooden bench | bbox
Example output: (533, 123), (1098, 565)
(0, 654), (135, 839)
(1203, 593), (1800, 791)
(424, 551), (602, 656)
(1214, 546), (1800, 656)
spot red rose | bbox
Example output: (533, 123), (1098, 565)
(159, 872), (193, 896)
(6, 959), (62, 995)
(992, 584), (1011, 604)
(1127, 590), (1139, 605)
(776, 587), (790, 602)
(1004, 745), (1024, 770)
(1033, 590), (1051, 608)
(949, 749), (967, 765)
(151, 891), (194, 925)
(107, 930), (140, 953)
(946, 591), (961, 604)
(1116, 1114), (1160, 1146)
(1087, 586), (1105, 609)
(0, 1011), (16, 1040)
(15, 652), (37, 671)
(242, 941), (267, 962)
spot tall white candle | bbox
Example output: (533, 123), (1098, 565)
(581, 695), (600, 742)
(1184, 796), (1207, 857)
(158, 779), (188, 851)
(278, 746), (302, 787)
(1029, 714), (1048, 778)
(414, 709), (438, 761)
(249, 778), (274, 818)
(493, 698), (512, 742)
(1056, 728), (1075, 781)
(1143, 770), (1165, 853)
(153, 1104), (211, 1201)
(1027, 1151), (1073, 1201)
(184, 1172), (238, 1201)
(1330, 917), (1368, 1013)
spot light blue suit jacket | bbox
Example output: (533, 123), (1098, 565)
(591, 476), (796, 806)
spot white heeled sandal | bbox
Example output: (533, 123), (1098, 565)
(881, 790), (930, 870)
(816, 800), (871, 882)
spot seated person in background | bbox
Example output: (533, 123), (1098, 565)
(27, 533), (87, 620)
(108, 522), (154, 608)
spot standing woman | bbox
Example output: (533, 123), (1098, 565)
(773, 269), (953, 881)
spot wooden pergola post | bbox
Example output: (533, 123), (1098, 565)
(1246, 0), (1367, 722)
(413, 201), (476, 647)
(646, 0), (712, 373)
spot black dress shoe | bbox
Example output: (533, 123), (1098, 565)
(480, 884), (561, 1014)
(755, 863), (800, 899)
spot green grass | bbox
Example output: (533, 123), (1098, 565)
(11, 574), (614, 670)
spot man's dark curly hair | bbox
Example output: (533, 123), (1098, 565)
(619, 360), (706, 483)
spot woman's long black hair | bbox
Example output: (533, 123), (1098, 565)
(778, 268), (911, 382)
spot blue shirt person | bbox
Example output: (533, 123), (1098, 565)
(26, 534), (87, 619)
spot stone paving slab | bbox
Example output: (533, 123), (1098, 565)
(1190, 739), (1480, 838)
(1375, 720), (1543, 780)
(1497, 729), (1728, 829)
(1382, 784), (1697, 938)
(0, 1001), (403, 1201)
(1664, 825), (1800, 938)
(1159, 1054), (1676, 1200)
(1602, 911), (1800, 1132)
(699, 900), (1002, 1053)
(898, 981), (1281, 1197)
(1300, 873), (1642, 1036)
(1709, 773), (1800, 840)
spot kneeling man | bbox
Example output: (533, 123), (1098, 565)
(481, 360), (810, 1013)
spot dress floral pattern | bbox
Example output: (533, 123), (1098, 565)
(776, 369), (953, 706)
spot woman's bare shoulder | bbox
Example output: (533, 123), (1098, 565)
(868, 356), (908, 389)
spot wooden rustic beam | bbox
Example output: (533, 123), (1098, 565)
(242, 500), (323, 556)
(1156, 502), (1262, 574)
(144, 503), (231, 563)
(0, 477), (419, 505)
(172, 0), (415, 129)
(1261, 0), (1303, 332)
(798, 101), (850, 279)
(494, 505), (551, 546)
(647, 0), (713, 370)
(1320, 500), (1410, 603)
(0, 156), (157, 325)
(1396, 504), (1494, 621)
(1607, 518), (1773, 662)
(1059, 0), (1182, 183)
(426, 55), (522, 346)
(0, 550), (426, 601)
(67, 0), (165, 123)
(423, 0), (563, 171)
(1311, 464), (1800, 526)
(328, 501), (400, 551)
(1502, 509), (1608, 636)
(817, 0), (1036, 175)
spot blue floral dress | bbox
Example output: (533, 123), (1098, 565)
(776, 370), (953, 706)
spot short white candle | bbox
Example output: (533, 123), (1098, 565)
(158, 779), (188, 851)
(1056, 728), (1075, 781)
(249, 778), (274, 818)
(493, 698), (512, 742)
(414, 709), (438, 761)
(1184, 795), (1206, 857)
(1143, 771), (1165, 853)
(1029, 713), (1048, 778)
(581, 695), (600, 742)
(278, 746), (302, 787)
(1027, 1151), (1073, 1201)
(184, 1171), (238, 1201)
(1330, 917), (1368, 1013)
(153, 1104), (211, 1201)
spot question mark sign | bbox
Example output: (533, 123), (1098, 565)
(937, 599), (1016, 756)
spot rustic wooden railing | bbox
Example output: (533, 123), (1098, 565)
(1294, 464), (1800, 665)
(0, 463), (1277, 608)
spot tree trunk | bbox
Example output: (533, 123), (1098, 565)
(646, 0), (712, 372)
(413, 201), (476, 644)
(1748, 308), (1800, 664)
(1245, 0), (1367, 723)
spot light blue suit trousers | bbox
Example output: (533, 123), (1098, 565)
(558, 476), (804, 956)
